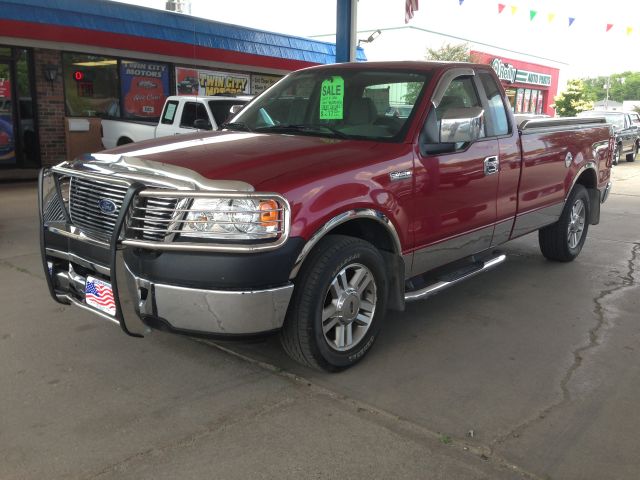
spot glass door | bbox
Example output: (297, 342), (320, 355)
(0, 48), (39, 169)
(0, 62), (15, 165)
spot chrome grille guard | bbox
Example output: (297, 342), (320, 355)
(41, 164), (291, 253)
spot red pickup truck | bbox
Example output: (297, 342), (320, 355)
(39, 61), (613, 371)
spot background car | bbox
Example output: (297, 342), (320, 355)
(578, 110), (639, 164)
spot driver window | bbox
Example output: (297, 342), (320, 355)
(421, 75), (484, 155)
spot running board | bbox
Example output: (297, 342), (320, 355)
(404, 254), (506, 302)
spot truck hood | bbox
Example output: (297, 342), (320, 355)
(96, 130), (385, 192)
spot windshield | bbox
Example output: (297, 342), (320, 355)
(229, 69), (430, 141)
(580, 111), (625, 129)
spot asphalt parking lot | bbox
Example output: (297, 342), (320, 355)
(1, 162), (639, 480)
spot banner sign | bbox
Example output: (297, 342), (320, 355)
(514, 69), (552, 87)
(491, 58), (551, 87)
(491, 58), (517, 83)
(120, 60), (169, 119)
(176, 67), (250, 96)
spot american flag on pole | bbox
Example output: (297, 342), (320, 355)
(85, 277), (116, 316)
(405, 0), (419, 23)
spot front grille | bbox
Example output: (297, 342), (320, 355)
(69, 177), (128, 241)
(129, 196), (180, 241)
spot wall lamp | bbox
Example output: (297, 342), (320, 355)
(358, 29), (382, 47)
(43, 64), (58, 83)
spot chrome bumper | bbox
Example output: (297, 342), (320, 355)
(46, 247), (293, 335)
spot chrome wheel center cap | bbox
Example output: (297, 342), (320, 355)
(336, 288), (360, 323)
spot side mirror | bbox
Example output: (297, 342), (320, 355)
(439, 107), (484, 143)
(193, 118), (212, 131)
(229, 104), (245, 115)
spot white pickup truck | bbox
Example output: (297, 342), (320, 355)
(101, 95), (251, 149)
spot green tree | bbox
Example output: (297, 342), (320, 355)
(404, 43), (472, 103)
(551, 79), (593, 117)
(581, 72), (640, 102)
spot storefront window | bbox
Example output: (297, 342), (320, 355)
(120, 60), (170, 120)
(504, 88), (516, 112)
(536, 92), (544, 114)
(63, 53), (118, 117)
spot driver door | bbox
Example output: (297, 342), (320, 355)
(410, 70), (501, 275)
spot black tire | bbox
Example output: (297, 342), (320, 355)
(538, 184), (590, 262)
(117, 137), (133, 146)
(626, 142), (638, 162)
(280, 235), (388, 372)
(613, 143), (621, 165)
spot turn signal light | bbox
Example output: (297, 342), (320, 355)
(259, 200), (279, 228)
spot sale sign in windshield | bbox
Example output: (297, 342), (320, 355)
(120, 61), (169, 119)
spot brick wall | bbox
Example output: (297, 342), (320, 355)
(34, 48), (66, 167)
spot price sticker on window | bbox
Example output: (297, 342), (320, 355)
(320, 76), (344, 120)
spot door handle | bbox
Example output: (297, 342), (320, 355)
(484, 156), (499, 175)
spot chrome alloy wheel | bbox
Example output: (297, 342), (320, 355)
(321, 263), (377, 352)
(567, 198), (586, 249)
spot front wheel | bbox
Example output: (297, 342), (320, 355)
(613, 143), (621, 165)
(280, 235), (388, 371)
(538, 184), (590, 262)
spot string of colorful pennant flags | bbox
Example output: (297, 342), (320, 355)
(455, 0), (632, 34)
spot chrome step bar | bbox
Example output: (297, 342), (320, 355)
(405, 254), (506, 302)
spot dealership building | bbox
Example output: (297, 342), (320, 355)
(0, 0), (365, 177)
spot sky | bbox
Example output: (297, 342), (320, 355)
(111, 0), (640, 79)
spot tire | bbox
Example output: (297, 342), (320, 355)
(280, 235), (388, 372)
(538, 184), (590, 262)
(613, 143), (621, 165)
(627, 142), (638, 162)
(117, 137), (133, 146)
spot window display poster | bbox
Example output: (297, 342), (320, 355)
(536, 91), (544, 114)
(251, 74), (281, 95)
(529, 90), (538, 114)
(120, 60), (169, 119)
(515, 88), (525, 113)
(523, 89), (532, 113)
(176, 67), (250, 96)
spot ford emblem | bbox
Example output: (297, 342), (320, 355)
(98, 198), (117, 214)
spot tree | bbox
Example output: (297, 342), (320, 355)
(425, 42), (472, 62)
(581, 72), (640, 102)
(551, 80), (593, 117)
(404, 43), (472, 103)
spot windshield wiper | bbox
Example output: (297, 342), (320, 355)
(221, 121), (253, 132)
(254, 124), (349, 139)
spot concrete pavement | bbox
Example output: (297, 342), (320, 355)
(1, 161), (638, 479)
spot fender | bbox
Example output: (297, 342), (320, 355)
(289, 208), (402, 280)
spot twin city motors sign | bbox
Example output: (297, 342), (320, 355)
(490, 58), (552, 87)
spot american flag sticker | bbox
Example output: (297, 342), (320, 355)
(85, 276), (116, 316)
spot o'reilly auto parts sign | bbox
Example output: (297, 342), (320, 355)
(491, 58), (552, 87)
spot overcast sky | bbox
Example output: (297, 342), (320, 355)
(112, 0), (640, 78)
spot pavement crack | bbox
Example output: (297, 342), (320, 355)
(0, 259), (42, 279)
(199, 340), (544, 480)
(490, 242), (640, 453)
(82, 395), (296, 479)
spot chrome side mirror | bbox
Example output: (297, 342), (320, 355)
(439, 107), (484, 143)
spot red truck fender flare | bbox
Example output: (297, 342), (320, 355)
(288, 208), (402, 280)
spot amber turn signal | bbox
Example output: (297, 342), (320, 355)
(259, 200), (279, 227)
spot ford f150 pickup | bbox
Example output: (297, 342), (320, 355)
(101, 95), (252, 149)
(40, 61), (613, 371)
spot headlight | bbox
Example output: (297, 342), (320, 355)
(180, 198), (281, 240)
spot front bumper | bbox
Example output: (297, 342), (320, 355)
(39, 168), (298, 338)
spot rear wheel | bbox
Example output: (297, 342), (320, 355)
(626, 142), (638, 162)
(280, 235), (388, 371)
(538, 184), (590, 262)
